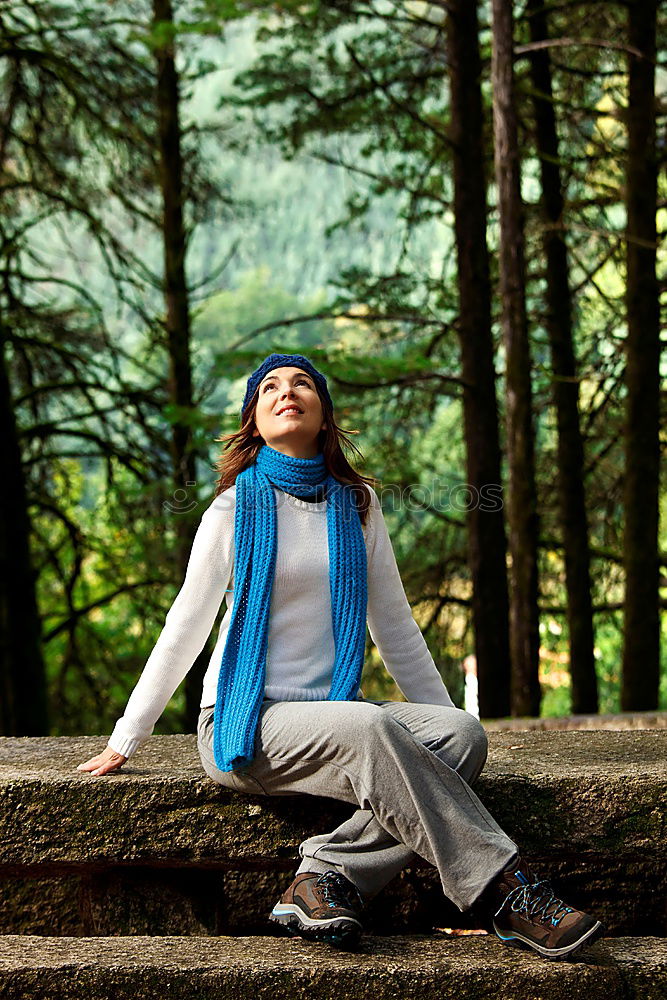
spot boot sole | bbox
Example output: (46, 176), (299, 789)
(493, 918), (604, 961)
(269, 904), (363, 949)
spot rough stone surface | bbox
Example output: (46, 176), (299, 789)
(1, 731), (665, 937)
(0, 934), (665, 1000)
(485, 712), (667, 731)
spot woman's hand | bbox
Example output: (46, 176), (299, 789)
(76, 746), (127, 776)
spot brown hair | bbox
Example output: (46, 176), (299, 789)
(212, 382), (378, 526)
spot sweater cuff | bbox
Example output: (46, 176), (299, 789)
(107, 722), (149, 759)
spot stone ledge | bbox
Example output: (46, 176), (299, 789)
(484, 711), (667, 731)
(1, 731), (665, 937)
(0, 934), (665, 1000)
(1, 731), (664, 864)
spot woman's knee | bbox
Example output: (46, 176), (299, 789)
(449, 710), (488, 778)
(468, 715), (489, 767)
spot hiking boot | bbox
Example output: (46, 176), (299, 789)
(269, 870), (364, 948)
(487, 857), (604, 960)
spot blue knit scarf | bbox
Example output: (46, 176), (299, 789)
(212, 444), (368, 773)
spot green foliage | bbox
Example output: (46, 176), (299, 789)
(35, 459), (185, 737)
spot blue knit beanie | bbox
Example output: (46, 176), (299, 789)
(241, 353), (334, 419)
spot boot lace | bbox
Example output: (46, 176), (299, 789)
(315, 871), (363, 911)
(501, 879), (574, 926)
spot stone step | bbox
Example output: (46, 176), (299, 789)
(1, 730), (665, 937)
(484, 711), (667, 731)
(0, 934), (665, 1000)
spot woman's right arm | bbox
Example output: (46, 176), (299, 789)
(77, 490), (236, 776)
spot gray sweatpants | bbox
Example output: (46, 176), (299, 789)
(197, 696), (518, 911)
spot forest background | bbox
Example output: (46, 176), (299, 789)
(1, 0), (665, 743)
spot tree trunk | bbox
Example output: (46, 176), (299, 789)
(0, 325), (49, 735)
(526, 0), (598, 713)
(152, 0), (206, 726)
(490, 0), (541, 716)
(621, 0), (660, 710)
(447, 0), (511, 718)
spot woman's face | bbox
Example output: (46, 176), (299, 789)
(251, 366), (326, 458)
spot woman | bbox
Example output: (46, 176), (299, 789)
(77, 352), (603, 960)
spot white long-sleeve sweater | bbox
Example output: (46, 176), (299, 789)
(108, 483), (454, 759)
